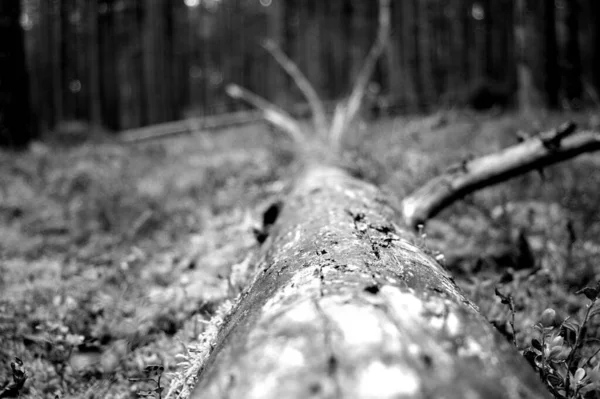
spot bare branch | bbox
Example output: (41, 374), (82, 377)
(225, 84), (306, 143)
(330, 0), (391, 145)
(262, 40), (329, 138)
(120, 110), (267, 143)
(401, 123), (600, 228)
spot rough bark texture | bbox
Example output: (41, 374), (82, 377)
(191, 163), (550, 399)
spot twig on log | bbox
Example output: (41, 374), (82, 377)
(225, 84), (306, 143)
(330, 0), (391, 146)
(262, 39), (329, 138)
(539, 121), (577, 150)
(401, 123), (600, 228)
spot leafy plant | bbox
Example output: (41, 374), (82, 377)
(130, 365), (165, 399)
(0, 358), (27, 398)
(501, 282), (600, 398)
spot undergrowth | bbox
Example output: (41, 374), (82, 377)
(0, 111), (598, 398)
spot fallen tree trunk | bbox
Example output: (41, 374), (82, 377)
(190, 162), (551, 398)
(183, 123), (600, 398)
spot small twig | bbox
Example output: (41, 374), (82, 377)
(130, 365), (165, 399)
(583, 345), (600, 368)
(128, 209), (154, 239)
(539, 121), (577, 150)
(0, 358), (27, 399)
(330, 0), (391, 145)
(225, 84), (306, 143)
(495, 288), (518, 348)
(262, 39), (328, 138)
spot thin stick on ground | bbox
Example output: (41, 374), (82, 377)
(225, 83), (306, 143)
(330, 0), (391, 146)
(401, 122), (600, 228)
(262, 39), (329, 138)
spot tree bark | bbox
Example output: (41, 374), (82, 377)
(189, 161), (551, 399)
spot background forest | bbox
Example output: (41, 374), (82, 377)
(2, 0), (600, 142)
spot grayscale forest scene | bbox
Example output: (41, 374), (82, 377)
(1, 1), (600, 398)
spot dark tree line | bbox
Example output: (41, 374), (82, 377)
(0, 0), (35, 148)
(1, 0), (600, 147)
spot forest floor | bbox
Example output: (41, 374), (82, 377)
(1, 110), (599, 398)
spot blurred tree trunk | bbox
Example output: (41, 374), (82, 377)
(513, 0), (559, 111)
(591, 0), (600, 98)
(460, 0), (473, 85)
(514, 0), (542, 115)
(541, 0), (559, 108)
(410, 0), (424, 109)
(52, 0), (64, 125)
(37, 0), (52, 131)
(417, 0), (435, 106)
(73, 0), (85, 120)
(304, 1), (323, 100)
(563, 0), (583, 106)
(61, 0), (75, 120)
(483, 0), (494, 80)
(266, 0), (286, 105)
(0, 0), (36, 148)
(483, 0), (513, 85)
(143, 0), (169, 124)
(446, 0), (466, 101)
(431, 1), (447, 97)
(87, 0), (102, 126)
(117, 2), (145, 129)
(383, 3), (406, 108)
(326, 0), (347, 98)
(394, 1), (417, 110)
(348, 0), (372, 85)
(99, 1), (118, 129)
(501, 0), (517, 96)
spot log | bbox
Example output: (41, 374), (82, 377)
(189, 162), (550, 399)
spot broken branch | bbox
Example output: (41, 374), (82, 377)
(225, 83), (306, 143)
(401, 124), (600, 228)
(262, 40), (329, 138)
